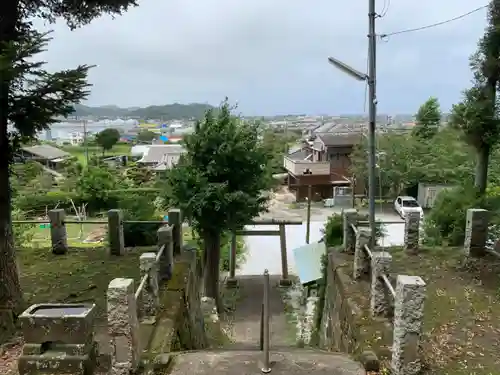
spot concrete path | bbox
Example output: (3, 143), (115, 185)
(221, 275), (295, 350)
(169, 350), (365, 375)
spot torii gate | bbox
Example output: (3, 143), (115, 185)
(225, 217), (303, 287)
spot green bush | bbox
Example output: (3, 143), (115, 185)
(321, 212), (385, 247)
(14, 191), (81, 215)
(423, 185), (479, 246)
(117, 193), (163, 247)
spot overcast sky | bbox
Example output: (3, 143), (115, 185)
(37, 1), (487, 115)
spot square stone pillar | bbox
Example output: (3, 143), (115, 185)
(107, 278), (140, 375)
(48, 209), (67, 255)
(353, 228), (371, 280)
(403, 208), (421, 254)
(342, 209), (358, 253)
(157, 225), (174, 281)
(391, 275), (426, 375)
(108, 209), (124, 256)
(370, 251), (392, 317)
(464, 208), (489, 257)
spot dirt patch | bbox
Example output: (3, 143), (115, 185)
(332, 246), (500, 374)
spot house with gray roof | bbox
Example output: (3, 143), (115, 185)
(137, 144), (185, 171)
(18, 144), (72, 171)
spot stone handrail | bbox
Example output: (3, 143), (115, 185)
(107, 224), (175, 375)
(342, 208), (426, 375)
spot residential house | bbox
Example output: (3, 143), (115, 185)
(17, 145), (72, 171)
(283, 132), (364, 201)
(137, 144), (185, 172)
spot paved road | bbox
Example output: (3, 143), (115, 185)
(239, 206), (405, 276)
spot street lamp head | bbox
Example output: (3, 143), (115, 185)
(327, 57), (368, 82)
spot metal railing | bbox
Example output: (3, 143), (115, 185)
(259, 269), (271, 373)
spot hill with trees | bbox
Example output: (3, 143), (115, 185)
(72, 103), (215, 120)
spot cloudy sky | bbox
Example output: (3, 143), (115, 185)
(37, 0), (487, 115)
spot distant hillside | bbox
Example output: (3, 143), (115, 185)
(71, 103), (215, 120)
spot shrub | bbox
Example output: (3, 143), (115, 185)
(118, 193), (163, 247)
(12, 209), (36, 247)
(14, 191), (81, 216)
(424, 184), (482, 246)
(322, 212), (385, 247)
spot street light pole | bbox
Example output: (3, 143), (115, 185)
(367, 0), (377, 249)
(327, 0), (378, 248)
(303, 168), (312, 244)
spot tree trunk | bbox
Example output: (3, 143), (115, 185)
(202, 231), (221, 311)
(0, 0), (24, 341)
(474, 146), (490, 195)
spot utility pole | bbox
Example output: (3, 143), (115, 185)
(327, 0), (378, 248)
(367, 0), (377, 249)
(304, 168), (312, 244)
(83, 120), (89, 165)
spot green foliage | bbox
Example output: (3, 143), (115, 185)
(424, 185), (480, 246)
(136, 130), (157, 143)
(14, 191), (80, 215)
(75, 166), (120, 212)
(95, 128), (120, 154)
(11, 208), (35, 247)
(165, 100), (272, 236)
(412, 97), (441, 139)
(125, 163), (154, 186)
(350, 128), (474, 197)
(322, 214), (344, 247)
(117, 193), (162, 247)
(448, 1), (500, 194)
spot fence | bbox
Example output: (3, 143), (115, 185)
(17, 224), (177, 375)
(106, 224), (174, 374)
(342, 208), (426, 375)
(12, 208), (183, 256)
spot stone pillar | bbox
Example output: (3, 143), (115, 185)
(107, 278), (140, 375)
(139, 252), (159, 317)
(464, 208), (489, 257)
(342, 209), (358, 253)
(48, 209), (67, 255)
(403, 208), (421, 254)
(108, 209), (125, 256)
(157, 225), (173, 281)
(370, 251), (392, 317)
(391, 275), (426, 375)
(225, 231), (238, 288)
(353, 228), (372, 280)
(168, 208), (182, 255)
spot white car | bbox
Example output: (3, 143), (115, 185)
(394, 196), (424, 220)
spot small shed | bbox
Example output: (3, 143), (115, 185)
(417, 183), (455, 209)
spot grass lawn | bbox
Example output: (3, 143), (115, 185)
(61, 144), (132, 165)
(335, 246), (500, 374)
(29, 223), (106, 248)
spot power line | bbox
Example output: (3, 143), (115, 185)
(379, 4), (488, 39)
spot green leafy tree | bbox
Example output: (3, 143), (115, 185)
(0, 0), (136, 330)
(449, 0), (500, 195)
(165, 101), (271, 307)
(95, 128), (120, 155)
(76, 165), (120, 212)
(136, 129), (157, 143)
(412, 97), (441, 139)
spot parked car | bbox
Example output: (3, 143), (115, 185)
(394, 196), (424, 219)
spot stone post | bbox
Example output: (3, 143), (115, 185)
(342, 208), (358, 253)
(157, 225), (173, 281)
(139, 252), (159, 317)
(464, 208), (489, 257)
(391, 275), (426, 375)
(168, 208), (182, 256)
(370, 251), (392, 317)
(403, 208), (421, 254)
(107, 278), (140, 375)
(108, 209), (125, 256)
(48, 209), (67, 255)
(353, 228), (372, 280)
